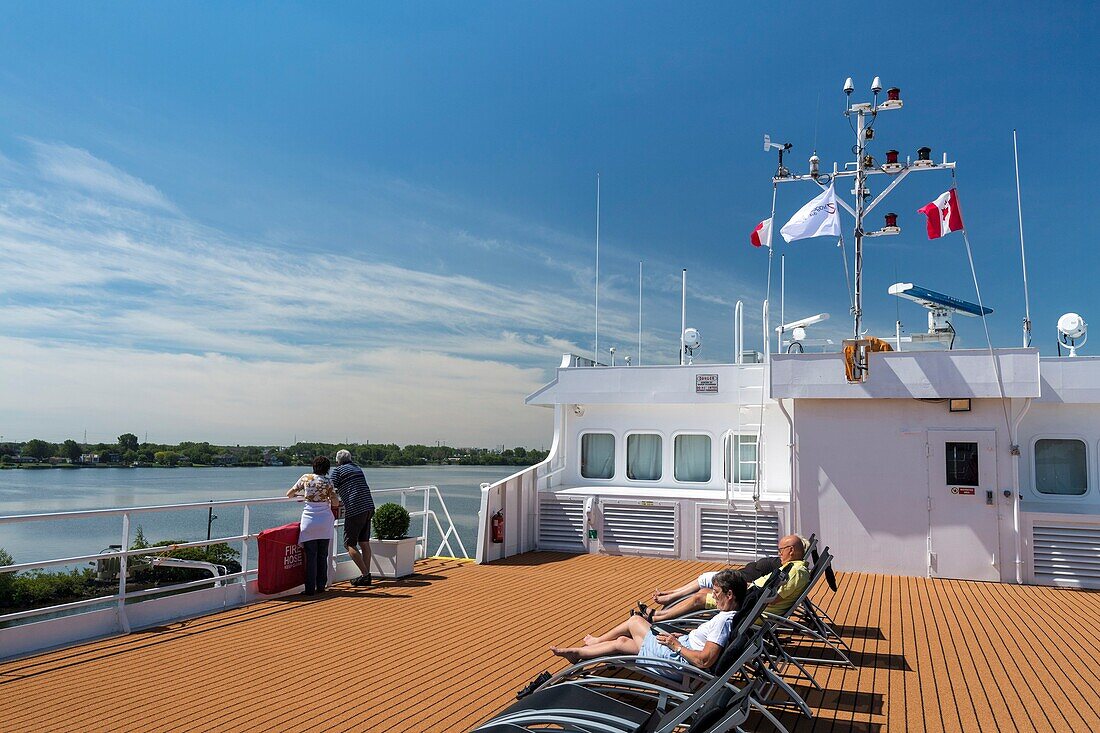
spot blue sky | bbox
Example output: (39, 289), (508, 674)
(0, 2), (1097, 446)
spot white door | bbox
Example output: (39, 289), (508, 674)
(927, 429), (1000, 581)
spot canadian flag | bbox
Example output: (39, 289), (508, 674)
(918, 189), (964, 239)
(750, 217), (772, 248)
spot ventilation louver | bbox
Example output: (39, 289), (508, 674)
(1032, 523), (1100, 589)
(537, 496), (587, 552)
(601, 501), (678, 556)
(698, 507), (780, 558)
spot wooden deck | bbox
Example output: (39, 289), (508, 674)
(1, 552), (1098, 732)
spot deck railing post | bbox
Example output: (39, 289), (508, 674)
(241, 505), (250, 587)
(118, 511), (131, 633)
(422, 487), (430, 558)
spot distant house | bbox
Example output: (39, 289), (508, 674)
(213, 453), (239, 466)
(80, 453), (100, 464)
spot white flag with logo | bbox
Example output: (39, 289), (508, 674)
(780, 184), (842, 242)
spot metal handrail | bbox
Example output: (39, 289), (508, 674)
(0, 484), (468, 627)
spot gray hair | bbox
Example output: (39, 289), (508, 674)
(335, 449), (353, 465)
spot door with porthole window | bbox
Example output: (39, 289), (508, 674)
(927, 429), (1000, 581)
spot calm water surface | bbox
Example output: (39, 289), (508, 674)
(0, 465), (518, 568)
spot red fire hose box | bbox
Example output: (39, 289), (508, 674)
(256, 522), (304, 594)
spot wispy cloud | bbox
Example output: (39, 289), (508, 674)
(25, 140), (177, 212)
(0, 138), (764, 443)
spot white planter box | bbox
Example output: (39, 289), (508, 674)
(369, 537), (417, 578)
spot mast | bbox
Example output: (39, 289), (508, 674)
(770, 77), (954, 365)
(594, 173), (600, 364)
(852, 103), (867, 339)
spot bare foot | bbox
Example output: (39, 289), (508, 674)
(549, 646), (581, 664)
(583, 634), (601, 646)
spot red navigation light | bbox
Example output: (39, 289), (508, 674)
(885, 212), (898, 228)
(885, 150), (899, 165)
(887, 87), (901, 101)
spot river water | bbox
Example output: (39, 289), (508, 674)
(0, 465), (519, 569)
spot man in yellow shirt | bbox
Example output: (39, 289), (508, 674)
(643, 534), (809, 621)
(754, 534), (810, 616)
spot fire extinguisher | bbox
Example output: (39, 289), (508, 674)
(490, 510), (504, 544)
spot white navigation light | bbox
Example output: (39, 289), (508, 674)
(683, 328), (701, 350)
(1057, 312), (1087, 356)
(871, 76), (882, 94)
(843, 77), (854, 95)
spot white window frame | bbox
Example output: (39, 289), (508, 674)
(1029, 434), (1090, 499)
(579, 431), (616, 481)
(624, 430), (663, 482)
(672, 431), (713, 484)
(730, 433), (760, 486)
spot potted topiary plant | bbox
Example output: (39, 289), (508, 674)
(369, 503), (416, 578)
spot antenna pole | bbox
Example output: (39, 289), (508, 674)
(594, 173), (600, 363)
(1013, 130), (1032, 347)
(779, 254), (786, 352)
(680, 269), (687, 366)
(638, 260), (643, 366)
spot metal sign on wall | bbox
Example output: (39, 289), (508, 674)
(696, 374), (719, 393)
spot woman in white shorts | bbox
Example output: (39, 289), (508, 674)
(550, 569), (747, 676)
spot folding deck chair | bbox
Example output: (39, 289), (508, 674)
(472, 571), (790, 733)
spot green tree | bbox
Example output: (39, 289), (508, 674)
(63, 439), (82, 462)
(118, 433), (139, 451)
(154, 450), (181, 466)
(23, 439), (54, 460)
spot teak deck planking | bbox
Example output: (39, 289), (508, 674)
(1, 552), (1097, 732)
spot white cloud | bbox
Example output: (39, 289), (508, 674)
(25, 140), (177, 212)
(0, 338), (553, 447)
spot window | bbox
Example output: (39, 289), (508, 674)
(674, 434), (711, 482)
(580, 433), (615, 479)
(945, 442), (979, 486)
(1034, 439), (1087, 495)
(626, 434), (662, 481)
(725, 435), (757, 484)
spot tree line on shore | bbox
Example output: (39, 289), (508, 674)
(0, 434), (549, 468)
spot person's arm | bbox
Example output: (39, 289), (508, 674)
(286, 475), (306, 499)
(653, 579), (701, 604)
(654, 633), (720, 669)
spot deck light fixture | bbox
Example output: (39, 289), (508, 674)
(949, 398), (971, 412)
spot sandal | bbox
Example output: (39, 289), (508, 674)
(516, 670), (551, 699)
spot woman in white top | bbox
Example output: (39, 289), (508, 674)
(550, 569), (747, 675)
(285, 456), (340, 595)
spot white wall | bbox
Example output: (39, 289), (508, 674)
(792, 398), (1018, 578)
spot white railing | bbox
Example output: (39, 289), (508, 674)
(371, 485), (470, 560)
(0, 485), (467, 630)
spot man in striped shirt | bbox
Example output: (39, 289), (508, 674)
(332, 449), (376, 586)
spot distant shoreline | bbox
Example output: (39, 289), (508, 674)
(0, 462), (526, 470)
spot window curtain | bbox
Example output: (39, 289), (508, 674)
(737, 435), (757, 483)
(1035, 439), (1087, 495)
(675, 435), (711, 482)
(581, 433), (615, 479)
(627, 434), (662, 480)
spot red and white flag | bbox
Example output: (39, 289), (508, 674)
(750, 217), (772, 248)
(918, 188), (964, 239)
